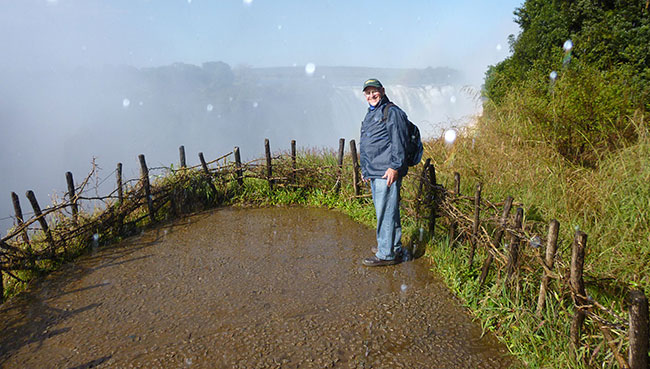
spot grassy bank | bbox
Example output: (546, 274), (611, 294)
(418, 101), (648, 368)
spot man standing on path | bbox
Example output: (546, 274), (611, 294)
(359, 78), (410, 267)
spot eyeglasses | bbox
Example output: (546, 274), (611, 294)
(363, 89), (381, 96)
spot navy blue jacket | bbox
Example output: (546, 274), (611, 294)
(359, 95), (409, 179)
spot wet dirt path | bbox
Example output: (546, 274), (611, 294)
(0, 207), (514, 368)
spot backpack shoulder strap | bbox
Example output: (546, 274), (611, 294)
(381, 102), (396, 122)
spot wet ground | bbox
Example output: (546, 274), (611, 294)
(0, 207), (515, 368)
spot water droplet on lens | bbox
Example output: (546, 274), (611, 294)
(444, 129), (457, 144)
(563, 39), (573, 52)
(305, 63), (316, 76)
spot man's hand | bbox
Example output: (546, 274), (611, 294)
(382, 168), (398, 187)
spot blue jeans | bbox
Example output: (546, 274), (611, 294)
(371, 178), (403, 260)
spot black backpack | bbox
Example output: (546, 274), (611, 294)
(382, 103), (424, 167)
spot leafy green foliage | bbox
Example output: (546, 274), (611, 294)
(484, 0), (650, 164)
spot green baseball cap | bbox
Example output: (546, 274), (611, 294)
(362, 78), (383, 91)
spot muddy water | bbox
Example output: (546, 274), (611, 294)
(0, 207), (515, 368)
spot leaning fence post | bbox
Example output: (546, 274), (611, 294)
(479, 196), (513, 285)
(138, 154), (155, 223)
(11, 192), (30, 246)
(536, 219), (560, 316)
(65, 171), (78, 223)
(25, 190), (56, 253)
(448, 172), (461, 247)
(290, 140), (297, 184)
(349, 140), (360, 196)
(264, 138), (273, 189)
(569, 231), (588, 355)
(199, 152), (218, 196)
(427, 162), (437, 236)
(198, 152), (209, 173)
(116, 163), (123, 205)
(179, 145), (187, 168)
(628, 289), (649, 369)
(335, 138), (345, 194)
(468, 183), (482, 266)
(233, 146), (243, 186)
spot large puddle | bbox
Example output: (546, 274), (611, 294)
(0, 207), (514, 368)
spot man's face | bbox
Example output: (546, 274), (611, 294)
(364, 87), (384, 107)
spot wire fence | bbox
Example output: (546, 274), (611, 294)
(0, 138), (647, 368)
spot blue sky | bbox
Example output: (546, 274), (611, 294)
(2, 0), (523, 84)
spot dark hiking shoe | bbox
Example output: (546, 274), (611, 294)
(371, 247), (411, 260)
(362, 255), (400, 267)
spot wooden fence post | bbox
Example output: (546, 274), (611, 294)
(479, 196), (513, 285)
(138, 154), (155, 223)
(179, 145), (186, 168)
(290, 140), (297, 184)
(65, 171), (78, 223)
(448, 172), (461, 247)
(468, 183), (482, 266)
(506, 207), (524, 280)
(349, 140), (360, 196)
(25, 190), (56, 252)
(569, 231), (588, 355)
(234, 146), (243, 186)
(198, 152), (218, 196)
(628, 289), (649, 369)
(264, 138), (273, 189)
(415, 159), (431, 226)
(427, 163), (437, 236)
(116, 163), (123, 205)
(335, 138), (345, 194)
(536, 219), (560, 316)
(198, 152), (209, 173)
(113, 162), (125, 237)
(11, 192), (30, 246)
